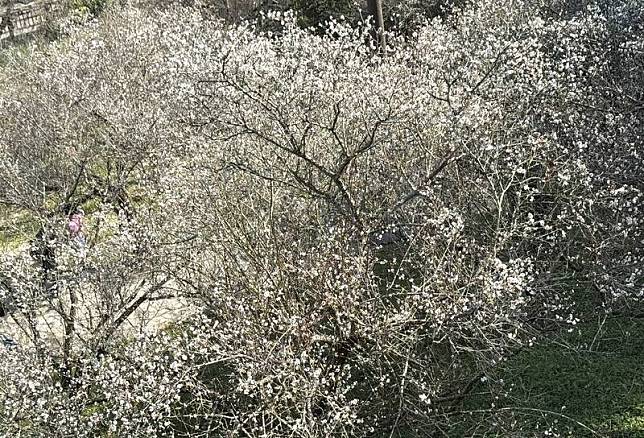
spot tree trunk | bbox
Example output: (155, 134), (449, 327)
(367, 0), (386, 54)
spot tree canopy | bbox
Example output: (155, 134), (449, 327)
(0, 0), (642, 436)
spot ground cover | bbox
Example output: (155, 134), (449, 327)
(457, 310), (644, 437)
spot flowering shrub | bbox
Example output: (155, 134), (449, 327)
(0, 0), (641, 435)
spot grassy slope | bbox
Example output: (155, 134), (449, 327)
(458, 314), (644, 437)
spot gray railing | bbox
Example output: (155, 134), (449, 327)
(0, 1), (61, 41)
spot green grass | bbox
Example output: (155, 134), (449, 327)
(0, 206), (39, 252)
(458, 314), (644, 437)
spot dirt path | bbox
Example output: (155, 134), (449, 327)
(0, 276), (195, 353)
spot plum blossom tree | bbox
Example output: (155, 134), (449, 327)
(0, 0), (641, 435)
